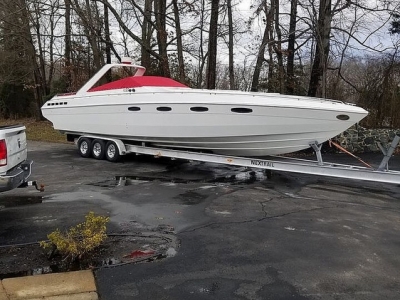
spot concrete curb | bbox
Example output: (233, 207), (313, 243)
(0, 270), (98, 300)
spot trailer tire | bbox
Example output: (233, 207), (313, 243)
(78, 137), (92, 158)
(91, 139), (106, 160)
(105, 141), (120, 162)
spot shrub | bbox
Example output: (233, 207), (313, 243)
(40, 212), (109, 261)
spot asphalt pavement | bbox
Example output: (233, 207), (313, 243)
(1, 141), (400, 299)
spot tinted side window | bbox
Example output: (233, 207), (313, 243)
(128, 107), (141, 111)
(190, 107), (209, 112)
(157, 107), (172, 112)
(231, 107), (253, 113)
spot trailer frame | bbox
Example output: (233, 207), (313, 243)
(76, 134), (400, 185)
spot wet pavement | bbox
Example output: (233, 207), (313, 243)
(0, 141), (400, 299)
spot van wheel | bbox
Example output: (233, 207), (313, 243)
(105, 141), (120, 162)
(78, 137), (92, 158)
(92, 139), (106, 160)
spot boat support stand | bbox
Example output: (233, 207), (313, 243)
(377, 134), (400, 171)
(310, 142), (324, 166)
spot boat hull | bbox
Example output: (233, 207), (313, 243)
(42, 91), (367, 156)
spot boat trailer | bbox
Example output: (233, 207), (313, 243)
(77, 134), (400, 185)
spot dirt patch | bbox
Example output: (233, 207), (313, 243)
(0, 231), (178, 279)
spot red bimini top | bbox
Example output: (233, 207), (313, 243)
(88, 76), (188, 92)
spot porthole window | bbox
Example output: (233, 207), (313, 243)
(157, 106), (172, 112)
(231, 107), (253, 113)
(128, 106), (141, 111)
(336, 114), (350, 120)
(190, 106), (209, 112)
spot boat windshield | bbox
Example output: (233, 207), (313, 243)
(89, 76), (189, 92)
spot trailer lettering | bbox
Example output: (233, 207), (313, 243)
(251, 160), (274, 168)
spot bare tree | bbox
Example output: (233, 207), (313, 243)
(0, 0), (33, 117)
(357, 51), (400, 128)
(96, 0), (163, 64)
(104, 3), (111, 64)
(272, 0), (284, 93)
(70, 0), (104, 71)
(308, 0), (332, 97)
(197, 0), (207, 88)
(286, 0), (298, 94)
(227, 0), (235, 89)
(172, 0), (186, 82)
(250, 1), (273, 92)
(390, 11), (400, 34)
(206, 0), (220, 89)
(65, 0), (73, 91)
(141, 0), (153, 68)
(155, 0), (171, 77)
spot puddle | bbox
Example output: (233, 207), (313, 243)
(174, 191), (208, 205)
(90, 175), (204, 188)
(0, 195), (43, 208)
(89, 171), (267, 188)
(210, 171), (266, 184)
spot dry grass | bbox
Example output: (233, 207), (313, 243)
(0, 118), (66, 143)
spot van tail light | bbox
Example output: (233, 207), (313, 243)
(0, 139), (7, 166)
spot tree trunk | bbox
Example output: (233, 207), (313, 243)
(206, 0), (220, 89)
(155, 0), (170, 77)
(251, 1), (272, 92)
(197, 0), (206, 88)
(104, 4), (111, 64)
(141, 0), (152, 68)
(172, 0), (185, 82)
(48, 5), (56, 91)
(65, 0), (72, 91)
(286, 0), (298, 94)
(32, 0), (54, 99)
(19, 0), (43, 119)
(84, 0), (102, 71)
(308, 0), (332, 97)
(251, 29), (268, 92)
(104, 2), (112, 82)
(273, 0), (284, 93)
(227, 0), (235, 89)
(35, 10), (48, 98)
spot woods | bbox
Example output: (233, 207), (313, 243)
(0, 0), (399, 128)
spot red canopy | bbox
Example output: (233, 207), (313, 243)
(89, 76), (188, 92)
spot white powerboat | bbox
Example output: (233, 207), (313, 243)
(41, 61), (368, 157)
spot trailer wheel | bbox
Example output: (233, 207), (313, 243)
(105, 141), (120, 162)
(91, 139), (106, 160)
(78, 137), (92, 158)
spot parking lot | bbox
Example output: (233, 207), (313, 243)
(1, 141), (400, 299)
